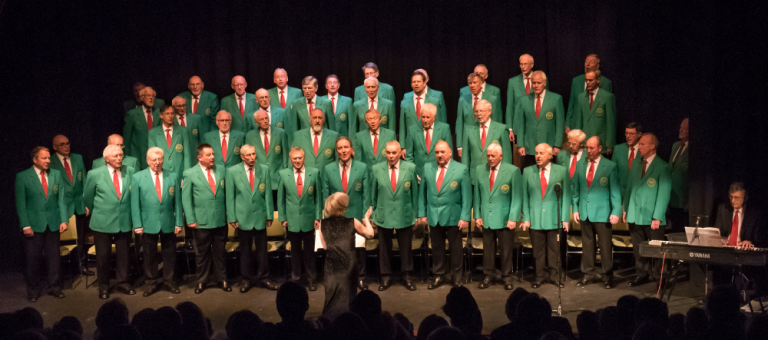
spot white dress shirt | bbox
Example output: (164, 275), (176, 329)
(535, 90), (547, 106)
(312, 128), (323, 147)
(569, 150), (584, 165)
(191, 95), (200, 114)
(436, 160), (450, 185)
(293, 166), (306, 185)
(478, 119), (492, 143)
(175, 113), (188, 127)
(163, 124), (174, 138)
(538, 163), (552, 183)
(328, 94), (338, 114)
(643, 154), (656, 172)
(107, 164), (122, 192)
(143, 106), (154, 123)
(219, 130), (229, 146)
(423, 122), (434, 141)
(56, 153), (69, 170)
(339, 159), (351, 184)
(414, 88), (427, 110)
(733, 208), (745, 243)
(306, 95), (318, 116)
(628, 144), (640, 160)
(587, 88), (599, 103)
(200, 164), (215, 183)
(369, 128), (381, 146)
(388, 161), (400, 184)
(260, 128), (271, 146)
(586, 155), (601, 177)
(243, 163), (255, 180)
(481, 82), (487, 93)
(34, 166), (48, 187)
(150, 169), (163, 191)
(488, 163), (500, 182)
(368, 96), (378, 110)
(522, 73), (532, 89)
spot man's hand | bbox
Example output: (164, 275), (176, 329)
(134, 228), (143, 235)
(59, 223), (68, 233)
(518, 147), (526, 156)
(419, 217), (427, 226)
(651, 219), (661, 230)
(457, 149), (462, 158)
(507, 220), (517, 230)
(23, 228), (33, 237)
(417, 175), (421, 184)
(609, 215), (619, 225)
(314, 220), (320, 230)
(365, 207), (373, 221)
(563, 221), (570, 232)
(229, 222), (240, 229)
(265, 220), (273, 229)
(508, 130), (515, 143)
(606, 148), (613, 155)
(282, 221), (288, 227)
(554, 147), (561, 155)
(188, 222), (198, 228)
(475, 218), (483, 228)
(573, 212), (581, 224)
(565, 127), (571, 134)
(739, 240), (755, 249)
(401, 149), (406, 159)
(622, 212), (627, 223)
(175, 227), (182, 234)
(520, 221), (530, 231)
(85, 207), (90, 216)
(458, 220), (469, 230)
(720, 237), (729, 246)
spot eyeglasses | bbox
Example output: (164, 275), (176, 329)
(730, 195), (745, 201)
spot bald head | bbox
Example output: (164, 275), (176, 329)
(474, 64), (489, 80)
(255, 88), (270, 109)
(434, 140), (452, 166)
(188, 76), (204, 96)
(273, 68), (288, 89)
(52, 135), (70, 156)
(254, 109), (270, 131)
(107, 134), (125, 149)
(519, 54), (534, 75)
(231, 75), (247, 96)
(171, 96), (186, 115)
(216, 110), (232, 133)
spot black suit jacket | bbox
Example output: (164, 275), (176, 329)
(714, 204), (765, 247)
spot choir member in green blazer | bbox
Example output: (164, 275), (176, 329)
(284, 76), (333, 145)
(351, 109), (396, 170)
(131, 147), (183, 296)
(668, 119), (689, 232)
(226, 144), (280, 292)
(123, 86), (161, 170)
(123, 82), (165, 114)
(456, 73), (503, 149)
(612, 122), (643, 193)
(246, 110), (289, 207)
(204, 111), (244, 169)
(566, 54), (614, 129)
(370, 141), (420, 291)
(173, 97), (203, 162)
(277, 147), (323, 290)
(292, 109), (338, 177)
(255, 88), (287, 131)
(321, 137), (371, 290)
(461, 100), (512, 184)
(400, 70), (447, 144)
(418, 142), (472, 288)
(572, 137), (622, 289)
(569, 70), (617, 154)
(354, 62), (396, 107)
(91, 135), (139, 170)
(324, 75), (354, 137)
(220, 76), (256, 133)
(556, 129), (588, 182)
(506, 55), (549, 136)
(350, 77), (396, 136)
(405, 104), (453, 178)
(460, 64), (502, 106)
(514, 71), (565, 168)
(16, 147), (69, 301)
(83, 145), (135, 299)
(473, 143), (523, 290)
(182, 144), (231, 294)
(520, 143), (571, 288)
(178, 76), (220, 135)
(148, 105), (192, 178)
(50, 135), (91, 276)
(269, 68), (302, 110)
(622, 133), (672, 287)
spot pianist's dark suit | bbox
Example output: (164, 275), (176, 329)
(714, 203), (765, 248)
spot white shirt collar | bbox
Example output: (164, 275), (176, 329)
(244, 163), (255, 172)
(415, 88), (428, 98)
(369, 127), (381, 135)
(260, 127), (271, 136)
(389, 160), (400, 170)
(538, 162), (552, 172)
(536, 90), (547, 101)
(328, 93), (338, 100)
(369, 96), (378, 103)
(219, 130), (229, 139)
(439, 160), (450, 169)
(294, 165), (305, 174)
(306, 95), (317, 105)
(644, 153), (656, 165)
(56, 152), (68, 164)
(480, 119), (491, 129)
(199, 163), (211, 173)
(339, 159), (352, 169)
(34, 166), (46, 176)
(235, 93), (245, 100)
(481, 82), (487, 92)
(107, 164), (119, 174)
(150, 169), (162, 177)
(423, 122), (435, 130)
(163, 123), (174, 130)
(312, 128), (323, 137)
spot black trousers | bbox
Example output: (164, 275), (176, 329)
(530, 228), (563, 282)
(378, 226), (414, 280)
(580, 219), (614, 281)
(482, 227), (516, 282)
(630, 223), (666, 278)
(24, 228), (61, 296)
(194, 226), (227, 284)
(667, 207), (689, 233)
(141, 232), (177, 286)
(430, 225), (464, 283)
(93, 231), (131, 292)
(74, 213), (90, 268)
(272, 190), (279, 212)
(357, 247), (367, 280)
(288, 230), (316, 282)
(239, 228), (270, 283)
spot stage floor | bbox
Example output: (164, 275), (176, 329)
(0, 267), (704, 338)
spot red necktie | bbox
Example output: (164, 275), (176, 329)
(473, 96), (479, 109)
(425, 127), (432, 153)
(313, 134), (319, 156)
(540, 167), (547, 199)
(165, 128), (172, 149)
(308, 100), (314, 113)
(331, 96), (336, 113)
(193, 96), (199, 114)
(416, 96), (422, 120)
(370, 98), (375, 110)
(729, 210), (740, 246)
(180, 115), (186, 127)
(280, 90), (286, 109)
(113, 169), (121, 199)
(641, 160), (648, 178)
(146, 108), (153, 130)
(248, 167), (254, 191)
(263, 132), (269, 156)
(535, 95), (542, 119)
(373, 132), (378, 157)
(587, 161), (595, 188)
(628, 147), (636, 170)
(489, 167), (496, 192)
(155, 172), (162, 201)
(569, 155), (577, 178)
(63, 157), (73, 182)
(296, 169), (303, 198)
(238, 96), (244, 119)
(481, 125), (487, 147)
(390, 166), (397, 192)
(525, 77), (531, 95)
(207, 168), (216, 194)
(221, 135), (228, 161)
(41, 171), (48, 196)
(341, 162), (348, 192)
(436, 165), (446, 192)
(589, 91), (595, 109)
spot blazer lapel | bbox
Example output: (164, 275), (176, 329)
(29, 169), (48, 199)
(491, 166), (506, 196)
(318, 130), (334, 158)
(119, 167), (129, 201)
(438, 164), (457, 195)
(198, 167), (214, 195)
(546, 166), (560, 197)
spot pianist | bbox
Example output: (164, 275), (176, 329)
(714, 182), (764, 249)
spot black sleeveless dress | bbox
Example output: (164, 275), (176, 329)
(321, 216), (357, 320)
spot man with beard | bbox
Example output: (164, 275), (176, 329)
(291, 108), (338, 175)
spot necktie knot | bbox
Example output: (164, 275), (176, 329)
(193, 95), (199, 99)
(296, 169), (302, 175)
(424, 126), (431, 131)
(372, 132), (377, 136)
(416, 96), (421, 100)
(308, 100), (313, 105)
(280, 90), (284, 95)
(341, 161), (348, 168)
(248, 166), (253, 172)
(166, 128), (170, 132)
(390, 165), (396, 170)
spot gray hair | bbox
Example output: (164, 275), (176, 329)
(147, 147), (164, 158)
(567, 129), (587, 144)
(103, 144), (123, 158)
(364, 77), (379, 86)
(486, 143), (503, 155)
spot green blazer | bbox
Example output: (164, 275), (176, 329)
(669, 141), (689, 209)
(203, 130), (245, 169)
(571, 158), (622, 223)
(49, 153), (86, 216)
(522, 164), (571, 230)
(351, 128), (396, 170)
(179, 114), (204, 157)
(399, 90), (447, 144)
(405, 122), (453, 178)
(566, 74), (613, 127)
(350, 97), (396, 136)
(130, 169), (183, 234)
(226, 163), (273, 231)
(473, 163), (523, 230)
(92, 156), (138, 171)
(460, 84), (501, 103)
(514, 91), (565, 156)
(571, 89), (617, 150)
(556, 151), (588, 177)
(291, 128), (338, 174)
(354, 82), (396, 106)
(461, 121), (512, 184)
(266, 106), (287, 131)
(323, 95), (353, 138)
(284, 96), (333, 145)
(623, 156), (672, 225)
(322, 160), (370, 220)
(148, 124), (192, 178)
(268, 86), (302, 110)
(123, 106), (160, 169)
(178, 90), (220, 135)
(182, 165), (227, 228)
(455, 92), (503, 143)
(418, 162), (472, 226)
(277, 167), (322, 232)
(124, 98), (164, 114)
(612, 143), (643, 194)
(15, 168), (68, 232)
(245, 127), (289, 189)
(83, 165), (135, 233)
(220, 93), (256, 133)
(371, 161), (419, 229)
(505, 75), (548, 130)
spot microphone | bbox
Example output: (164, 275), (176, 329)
(554, 183), (562, 198)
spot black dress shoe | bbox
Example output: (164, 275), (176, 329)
(221, 281), (232, 292)
(604, 280), (614, 289)
(427, 277), (443, 290)
(454, 281), (464, 288)
(358, 279), (368, 291)
(165, 284), (181, 294)
(378, 279), (391, 291)
(195, 283), (205, 294)
(404, 280), (417, 291)
(117, 287), (136, 295)
(575, 278), (594, 287)
(81, 269), (95, 276)
(307, 282), (317, 291)
(239, 281), (251, 293)
(49, 290), (65, 299)
(531, 281), (542, 289)
(478, 277), (493, 289)
(98, 292), (110, 300)
(143, 285), (158, 297)
(28, 295), (39, 302)
(259, 280), (280, 291)
(504, 283), (514, 290)
(628, 276), (651, 287)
